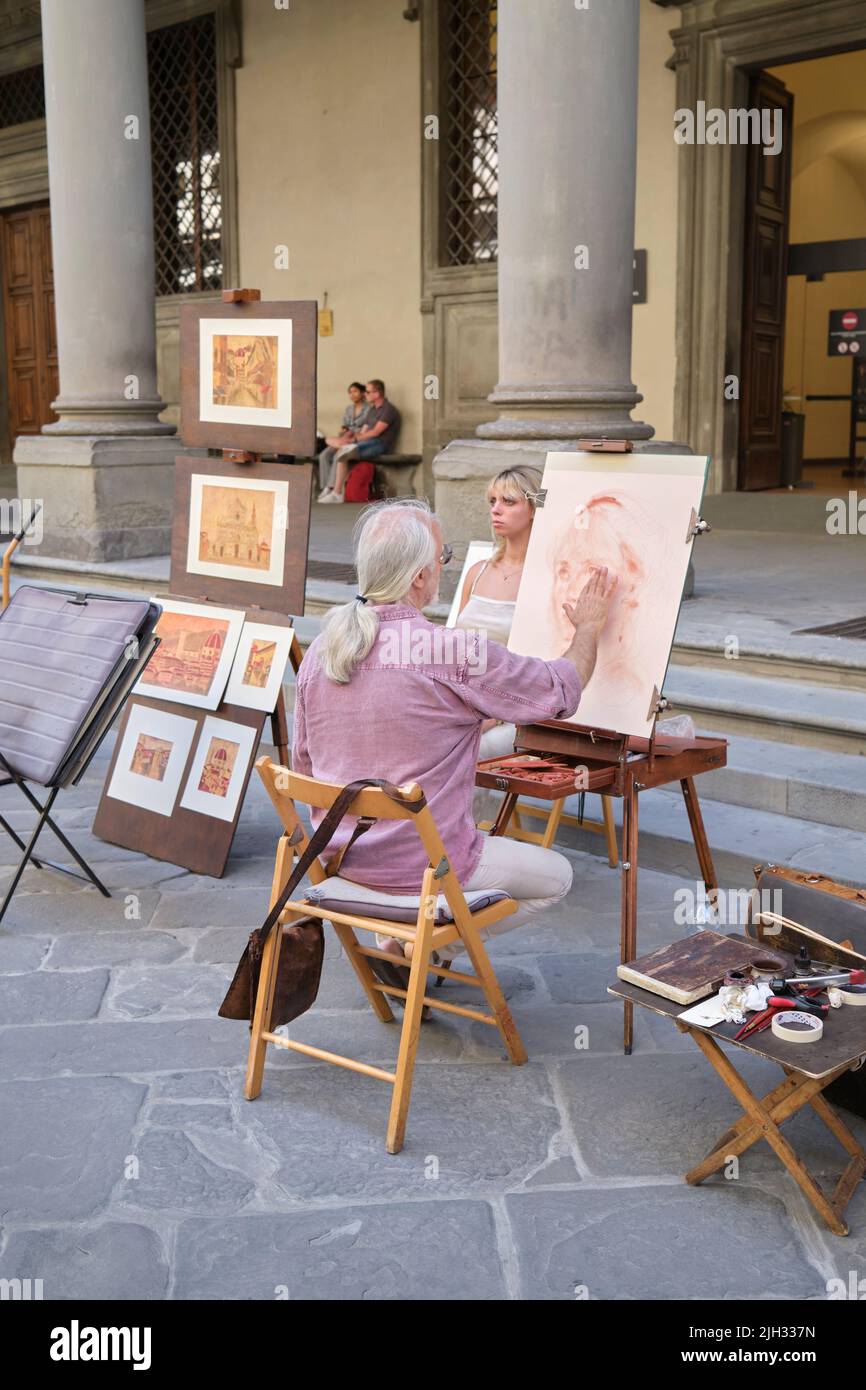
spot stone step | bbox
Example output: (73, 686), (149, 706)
(672, 640), (866, 692)
(693, 731), (866, 833)
(536, 783), (866, 894)
(664, 662), (866, 755)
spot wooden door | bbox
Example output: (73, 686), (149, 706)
(738, 73), (794, 490)
(0, 203), (58, 452)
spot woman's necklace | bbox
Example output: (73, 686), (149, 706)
(493, 556), (525, 582)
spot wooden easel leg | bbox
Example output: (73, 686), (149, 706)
(620, 778), (639, 1054)
(270, 688), (290, 768)
(540, 798), (565, 849)
(386, 895), (437, 1154)
(490, 791), (518, 837)
(685, 1028), (852, 1236)
(601, 794), (618, 868)
(680, 777), (718, 909)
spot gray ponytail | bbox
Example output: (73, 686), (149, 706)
(318, 499), (437, 683)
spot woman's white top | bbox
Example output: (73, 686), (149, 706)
(454, 558), (515, 647)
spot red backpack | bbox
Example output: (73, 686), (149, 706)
(344, 461), (376, 503)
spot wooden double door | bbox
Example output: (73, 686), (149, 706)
(1, 203), (58, 455)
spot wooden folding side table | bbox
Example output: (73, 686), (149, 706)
(610, 979), (866, 1237)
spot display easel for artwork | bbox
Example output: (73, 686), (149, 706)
(476, 439), (726, 1054)
(93, 289), (315, 876)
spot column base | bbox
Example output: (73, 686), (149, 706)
(13, 434), (178, 563)
(433, 436), (698, 601)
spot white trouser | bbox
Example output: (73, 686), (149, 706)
(371, 834), (572, 954)
(452, 833), (573, 954)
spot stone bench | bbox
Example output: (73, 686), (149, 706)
(374, 454), (422, 498)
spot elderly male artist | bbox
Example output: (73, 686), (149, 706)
(292, 499), (615, 975)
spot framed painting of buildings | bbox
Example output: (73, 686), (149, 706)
(508, 451), (710, 740)
(135, 600), (244, 710)
(179, 300), (317, 456)
(93, 695), (267, 878)
(170, 454), (313, 614)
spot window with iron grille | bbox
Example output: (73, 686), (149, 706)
(0, 17), (222, 296)
(440, 0), (498, 267)
(0, 65), (46, 129)
(149, 13), (223, 296)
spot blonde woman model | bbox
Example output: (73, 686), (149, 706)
(456, 464), (542, 766)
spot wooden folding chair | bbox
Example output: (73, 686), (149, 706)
(247, 756), (528, 1154)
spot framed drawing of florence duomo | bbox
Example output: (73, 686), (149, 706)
(169, 453), (313, 614)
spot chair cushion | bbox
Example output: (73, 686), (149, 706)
(304, 875), (511, 925)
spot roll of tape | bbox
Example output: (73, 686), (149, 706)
(836, 987), (866, 1007)
(771, 1010), (823, 1043)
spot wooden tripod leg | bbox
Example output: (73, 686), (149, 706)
(386, 881), (438, 1154)
(680, 777), (718, 908)
(620, 778), (639, 1054)
(540, 797), (565, 849)
(270, 688), (290, 768)
(602, 795), (619, 868)
(491, 790), (518, 837)
(687, 1027), (850, 1236)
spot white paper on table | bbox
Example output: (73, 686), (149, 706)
(677, 994), (730, 1028)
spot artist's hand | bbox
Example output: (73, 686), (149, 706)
(562, 566), (617, 634)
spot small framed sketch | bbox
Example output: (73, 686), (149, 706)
(93, 696), (267, 877)
(135, 599), (245, 710)
(104, 703), (198, 817)
(179, 300), (317, 456)
(179, 715), (259, 822)
(170, 454), (313, 614)
(224, 621), (295, 712)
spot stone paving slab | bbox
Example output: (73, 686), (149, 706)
(0, 1222), (170, 1302)
(0, 1077), (146, 1220)
(172, 1201), (508, 1300)
(504, 1186), (826, 1301)
(0, 967), (109, 1023)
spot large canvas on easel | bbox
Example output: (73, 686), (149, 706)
(508, 452), (709, 739)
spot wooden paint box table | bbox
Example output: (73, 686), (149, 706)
(608, 977), (866, 1237)
(478, 720), (728, 1052)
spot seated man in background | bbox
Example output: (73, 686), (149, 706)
(317, 381), (372, 496)
(292, 499), (616, 985)
(318, 378), (401, 504)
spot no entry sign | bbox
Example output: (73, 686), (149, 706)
(828, 308), (866, 356)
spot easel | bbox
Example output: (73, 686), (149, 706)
(477, 439), (723, 1054)
(93, 288), (311, 874)
(208, 289), (303, 766)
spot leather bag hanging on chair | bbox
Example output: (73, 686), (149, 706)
(219, 776), (426, 1028)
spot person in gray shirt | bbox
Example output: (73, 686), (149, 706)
(317, 382), (374, 492)
(320, 379), (401, 503)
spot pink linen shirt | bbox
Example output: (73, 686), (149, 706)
(291, 602), (581, 893)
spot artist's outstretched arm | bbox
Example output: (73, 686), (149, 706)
(561, 566), (617, 690)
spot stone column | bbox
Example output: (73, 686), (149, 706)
(434, 0), (694, 575)
(481, 0), (649, 443)
(14, 0), (176, 562)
